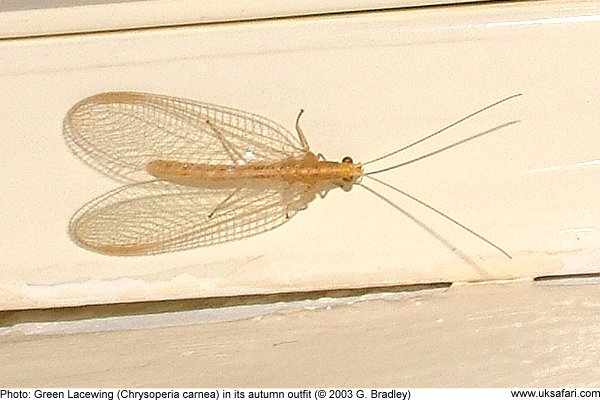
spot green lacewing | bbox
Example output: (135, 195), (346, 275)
(64, 92), (521, 256)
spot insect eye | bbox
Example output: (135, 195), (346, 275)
(342, 156), (353, 164)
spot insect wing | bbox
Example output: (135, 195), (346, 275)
(69, 180), (309, 256)
(63, 92), (307, 182)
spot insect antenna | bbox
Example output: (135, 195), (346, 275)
(365, 120), (520, 176)
(363, 93), (523, 166)
(359, 175), (512, 259)
(357, 95), (522, 259)
(357, 181), (489, 268)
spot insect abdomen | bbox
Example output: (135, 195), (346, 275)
(146, 158), (359, 186)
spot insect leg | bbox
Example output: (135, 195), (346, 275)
(207, 188), (241, 218)
(283, 183), (316, 218)
(295, 109), (311, 151)
(203, 119), (246, 164)
(318, 189), (331, 199)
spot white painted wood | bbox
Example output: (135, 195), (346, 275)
(1, 0), (491, 39)
(0, 0), (599, 309)
(1, 281), (599, 386)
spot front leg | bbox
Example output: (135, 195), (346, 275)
(295, 109), (311, 151)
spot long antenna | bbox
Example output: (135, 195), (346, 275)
(366, 120), (520, 176)
(358, 182), (482, 268)
(363, 93), (523, 166)
(362, 175), (512, 259)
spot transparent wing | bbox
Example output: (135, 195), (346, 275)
(63, 92), (307, 182)
(69, 180), (311, 256)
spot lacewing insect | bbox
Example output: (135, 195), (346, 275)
(63, 92), (521, 256)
